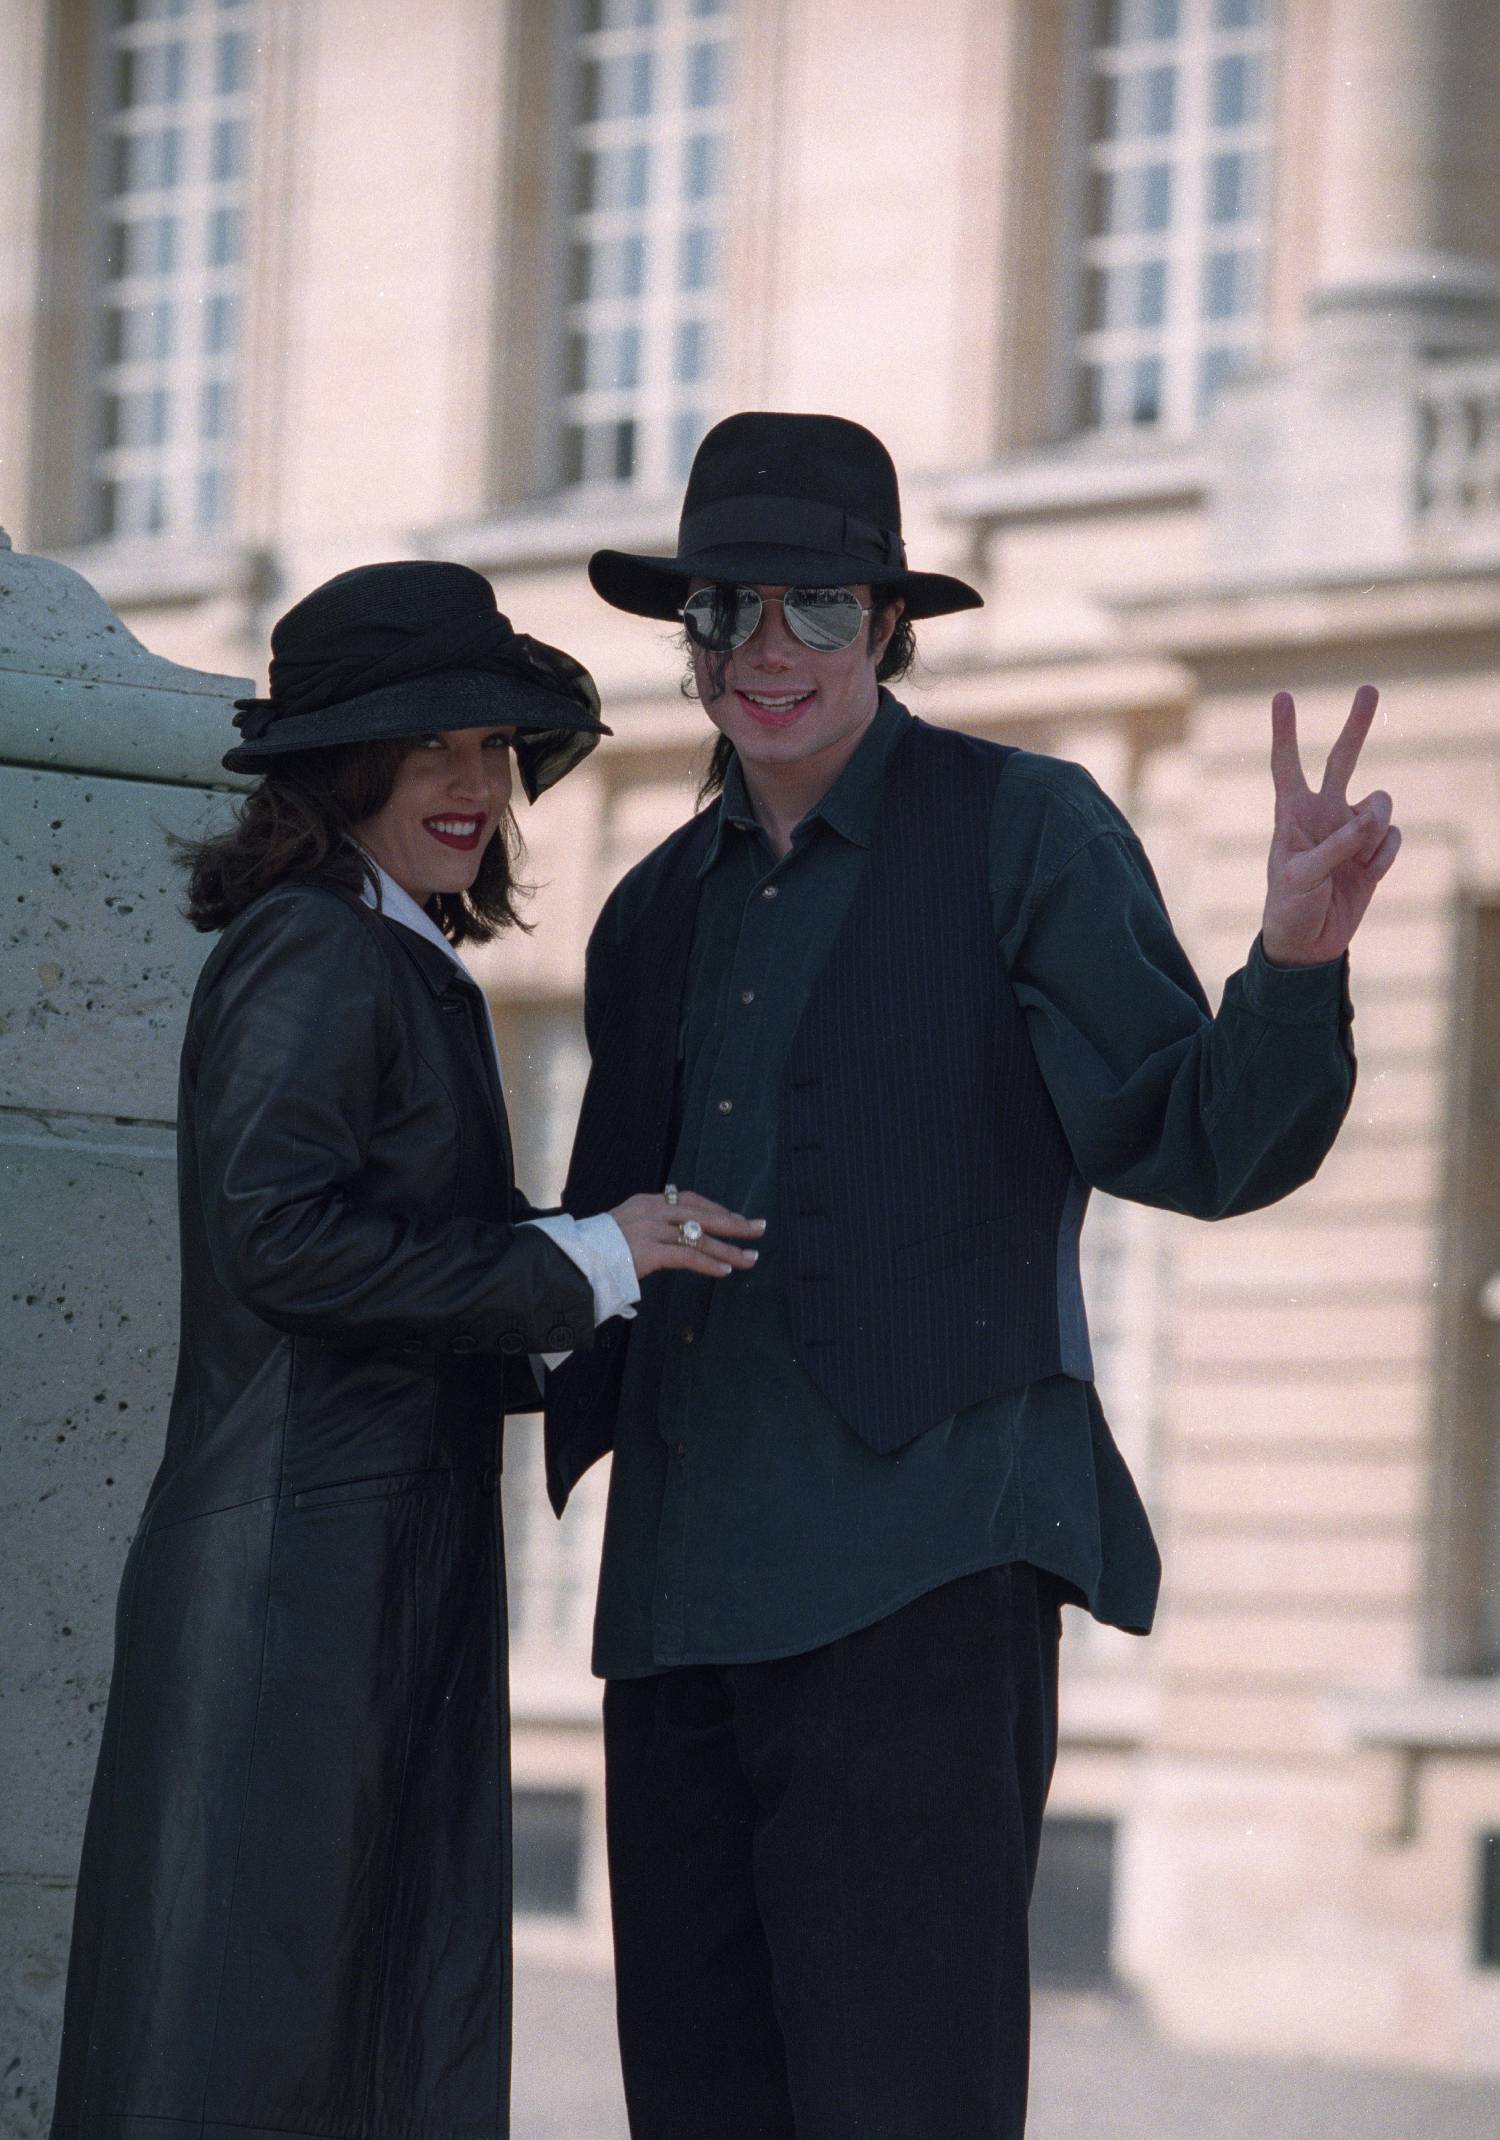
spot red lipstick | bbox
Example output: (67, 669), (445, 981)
(423, 813), (487, 852)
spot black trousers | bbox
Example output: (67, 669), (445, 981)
(602, 1563), (1063, 2140)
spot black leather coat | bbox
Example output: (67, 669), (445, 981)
(51, 881), (595, 2140)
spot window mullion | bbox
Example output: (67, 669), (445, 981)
(1071, 0), (1276, 442)
(554, 0), (734, 500)
(92, 0), (256, 540)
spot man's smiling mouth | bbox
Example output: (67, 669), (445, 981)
(737, 689), (815, 724)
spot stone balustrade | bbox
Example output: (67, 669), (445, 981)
(1417, 356), (1500, 530)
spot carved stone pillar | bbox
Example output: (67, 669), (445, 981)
(0, 533), (250, 2131)
(1208, 0), (1500, 577)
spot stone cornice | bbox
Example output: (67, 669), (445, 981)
(40, 537), (255, 611)
(937, 444), (1210, 524)
(1109, 557), (1500, 660)
(436, 495), (679, 574)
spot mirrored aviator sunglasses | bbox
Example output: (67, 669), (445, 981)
(681, 584), (871, 654)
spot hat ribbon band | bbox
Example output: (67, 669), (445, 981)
(678, 495), (907, 573)
(232, 614), (602, 738)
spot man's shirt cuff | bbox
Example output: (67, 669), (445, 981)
(1239, 934), (1351, 1027)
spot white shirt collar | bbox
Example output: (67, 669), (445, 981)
(357, 851), (468, 975)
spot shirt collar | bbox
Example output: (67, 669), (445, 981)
(698, 689), (911, 876)
(357, 850), (469, 975)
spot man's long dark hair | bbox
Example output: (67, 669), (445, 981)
(174, 738), (531, 945)
(689, 592), (917, 806)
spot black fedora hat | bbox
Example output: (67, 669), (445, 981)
(588, 411), (982, 622)
(224, 560), (610, 801)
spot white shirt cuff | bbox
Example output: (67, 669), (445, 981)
(521, 1211), (639, 1373)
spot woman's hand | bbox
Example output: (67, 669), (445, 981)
(609, 1190), (766, 1281)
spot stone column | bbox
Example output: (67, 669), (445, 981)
(0, 534), (250, 2132)
(1312, 0), (1500, 353)
(1209, 0), (1500, 576)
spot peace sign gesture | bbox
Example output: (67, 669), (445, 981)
(1260, 685), (1401, 967)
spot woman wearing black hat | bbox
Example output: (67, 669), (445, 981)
(49, 562), (762, 2140)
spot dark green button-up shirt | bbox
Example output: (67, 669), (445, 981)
(591, 693), (1353, 1677)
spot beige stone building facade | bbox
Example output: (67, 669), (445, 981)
(6, 0), (1500, 2077)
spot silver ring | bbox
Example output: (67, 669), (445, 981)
(664, 1184), (679, 1206)
(678, 1218), (703, 1247)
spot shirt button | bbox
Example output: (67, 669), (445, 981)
(718, 1097), (733, 1114)
(761, 884), (779, 901)
(740, 989), (755, 1005)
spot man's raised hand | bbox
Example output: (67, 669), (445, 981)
(1259, 684), (1401, 967)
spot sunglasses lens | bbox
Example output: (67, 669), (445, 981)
(784, 588), (865, 650)
(683, 587), (759, 650)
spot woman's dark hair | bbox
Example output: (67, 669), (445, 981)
(174, 737), (531, 944)
(689, 588), (916, 806)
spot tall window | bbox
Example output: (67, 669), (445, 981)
(557, 0), (733, 493)
(1074, 0), (1275, 435)
(93, 0), (257, 539)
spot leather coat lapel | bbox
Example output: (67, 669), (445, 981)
(380, 921), (514, 1182)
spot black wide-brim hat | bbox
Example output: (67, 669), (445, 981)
(588, 411), (983, 622)
(224, 560), (610, 801)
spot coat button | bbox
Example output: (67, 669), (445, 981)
(451, 1332), (479, 1354)
(679, 1325), (695, 1344)
(760, 885), (779, 900)
(544, 1325), (572, 1348)
(740, 989), (755, 1005)
(498, 1332), (525, 1355)
(439, 998), (464, 1015)
(717, 1098), (733, 1114)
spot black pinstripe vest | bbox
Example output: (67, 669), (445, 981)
(545, 717), (1091, 1513)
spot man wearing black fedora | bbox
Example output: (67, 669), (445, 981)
(545, 411), (1400, 2137)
